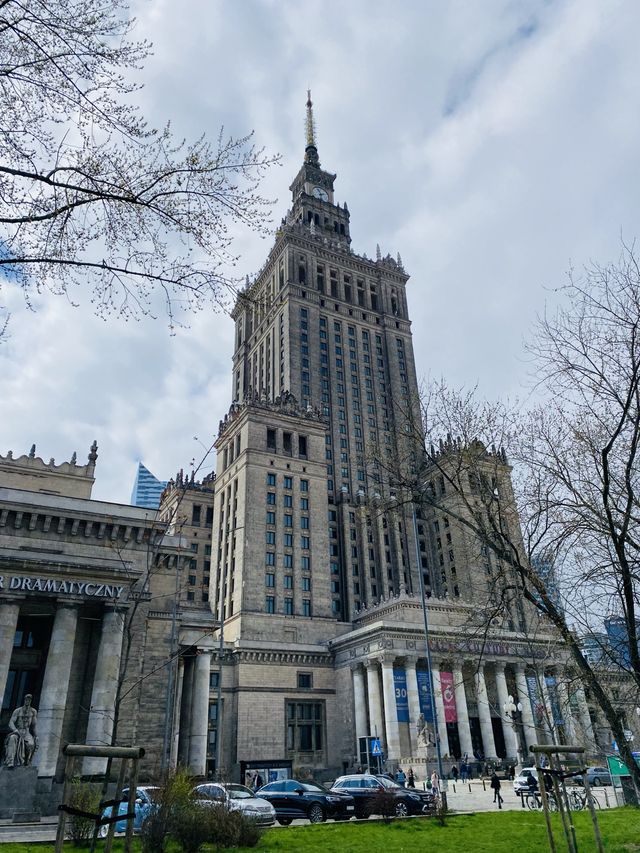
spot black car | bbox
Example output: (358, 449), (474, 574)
(331, 773), (435, 818)
(256, 779), (355, 824)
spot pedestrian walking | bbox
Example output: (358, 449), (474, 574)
(430, 770), (440, 799)
(395, 767), (406, 787)
(451, 764), (459, 783)
(490, 772), (503, 809)
(407, 767), (415, 788)
(460, 762), (468, 782)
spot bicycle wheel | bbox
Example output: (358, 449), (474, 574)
(526, 793), (541, 810)
(569, 791), (584, 811)
(589, 794), (601, 810)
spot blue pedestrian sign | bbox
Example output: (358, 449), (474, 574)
(370, 738), (382, 756)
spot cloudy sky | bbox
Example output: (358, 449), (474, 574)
(2, 0), (639, 504)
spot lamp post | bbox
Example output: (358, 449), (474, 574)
(503, 694), (524, 766)
(410, 501), (445, 783)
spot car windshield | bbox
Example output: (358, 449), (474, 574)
(377, 776), (400, 789)
(226, 784), (255, 800)
(298, 781), (330, 793)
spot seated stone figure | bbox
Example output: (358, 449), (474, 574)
(3, 694), (38, 767)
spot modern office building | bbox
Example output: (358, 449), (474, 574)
(130, 462), (168, 509)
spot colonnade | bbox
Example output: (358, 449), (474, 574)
(351, 655), (592, 764)
(0, 600), (126, 776)
(176, 649), (213, 776)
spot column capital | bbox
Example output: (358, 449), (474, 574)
(363, 658), (380, 671)
(55, 600), (80, 611)
(493, 660), (506, 672)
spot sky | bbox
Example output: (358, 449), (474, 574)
(1, 0), (640, 504)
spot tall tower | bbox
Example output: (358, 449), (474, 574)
(218, 94), (432, 627)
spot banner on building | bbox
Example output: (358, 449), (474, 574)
(526, 674), (545, 725)
(545, 675), (563, 725)
(440, 671), (457, 723)
(393, 668), (409, 722)
(416, 668), (434, 723)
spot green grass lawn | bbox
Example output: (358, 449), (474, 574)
(5, 809), (640, 853)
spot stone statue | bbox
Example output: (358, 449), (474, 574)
(3, 695), (38, 767)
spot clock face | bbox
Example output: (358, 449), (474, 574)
(312, 186), (329, 201)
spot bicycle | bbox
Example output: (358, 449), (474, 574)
(525, 790), (559, 811)
(568, 789), (601, 811)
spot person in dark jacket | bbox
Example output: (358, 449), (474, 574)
(490, 772), (503, 809)
(407, 767), (416, 788)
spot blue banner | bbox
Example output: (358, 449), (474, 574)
(545, 675), (563, 725)
(393, 668), (409, 722)
(416, 668), (433, 723)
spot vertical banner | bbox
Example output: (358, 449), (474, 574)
(416, 668), (434, 722)
(393, 668), (409, 722)
(440, 671), (457, 722)
(526, 674), (545, 724)
(545, 675), (563, 725)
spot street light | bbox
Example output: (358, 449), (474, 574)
(410, 501), (445, 784)
(503, 694), (523, 765)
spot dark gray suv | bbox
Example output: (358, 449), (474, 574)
(331, 774), (435, 818)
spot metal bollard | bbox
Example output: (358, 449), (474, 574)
(482, 779), (486, 791)
(468, 783), (472, 793)
(604, 789), (609, 808)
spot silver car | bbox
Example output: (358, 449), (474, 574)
(192, 783), (276, 826)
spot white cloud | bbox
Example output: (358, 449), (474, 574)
(2, 0), (640, 500)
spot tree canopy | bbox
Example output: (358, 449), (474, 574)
(0, 0), (278, 331)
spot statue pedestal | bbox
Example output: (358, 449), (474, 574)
(0, 766), (39, 819)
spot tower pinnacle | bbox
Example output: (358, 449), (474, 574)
(304, 90), (320, 166)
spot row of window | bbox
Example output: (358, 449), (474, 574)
(265, 596), (312, 616)
(265, 573), (311, 591)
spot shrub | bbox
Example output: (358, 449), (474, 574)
(140, 770), (194, 853)
(371, 787), (400, 822)
(66, 779), (101, 846)
(171, 802), (216, 853)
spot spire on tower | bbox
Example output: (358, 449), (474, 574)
(304, 90), (320, 166)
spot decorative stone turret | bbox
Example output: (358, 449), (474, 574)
(0, 442), (98, 499)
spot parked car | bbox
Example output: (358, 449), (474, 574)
(574, 766), (612, 787)
(256, 778), (355, 824)
(513, 767), (538, 794)
(330, 773), (435, 818)
(99, 786), (159, 838)
(192, 783), (276, 826)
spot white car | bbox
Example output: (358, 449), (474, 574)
(192, 782), (276, 826)
(513, 767), (538, 793)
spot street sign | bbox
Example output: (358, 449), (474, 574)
(370, 738), (382, 756)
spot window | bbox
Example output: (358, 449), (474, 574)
(267, 492), (276, 505)
(266, 552), (275, 566)
(284, 533), (293, 547)
(284, 476), (293, 489)
(301, 577), (311, 591)
(283, 432), (292, 455)
(297, 672), (313, 688)
(301, 556), (310, 570)
(286, 701), (324, 752)
(266, 531), (275, 545)
(284, 554), (293, 568)
(192, 505), (201, 526)
(266, 511), (275, 525)
(302, 599), (312, 617)
(300, 497), (309, 510)
(265, 596), (275, 614)
(266, 573), (275, 588)
(284, 494), (293, 507)
(267, 473), (276, 486)
(301, 516), (309, 529)
(284, 514), (293, 527)
(284, 575), (293, 589)
(284, 598), (294, 615)
(267, 428), (276, 451)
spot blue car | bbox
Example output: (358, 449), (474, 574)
(98, 786), (159, 837)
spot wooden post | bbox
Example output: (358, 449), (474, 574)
(582, 774), (605, 853)
(533, 752), (557, 853)
(125, 753), (140, 853)
(54, 754), (76, 853)
(104, 758), (127, 853)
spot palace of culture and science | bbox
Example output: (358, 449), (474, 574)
(0, 97), (615, 806)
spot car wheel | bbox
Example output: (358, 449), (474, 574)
(394, 801), (409, 817)
(592, 777), (600, 787)
(98, 824), (109, 839)
(308, 803), (325, 823)
(278, 818), (292, 826)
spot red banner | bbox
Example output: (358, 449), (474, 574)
(440, 671), (457, 723)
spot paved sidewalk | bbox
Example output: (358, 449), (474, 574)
(440, 779), (615, 813)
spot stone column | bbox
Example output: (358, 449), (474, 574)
(84, 607), (125, 775)
(494, 663), (519, 760)
(555, 677), (577, 745)
(515, 665), (538, 751)
(574, 684), (596, 748)
(188, 650), (212, 775)
(365, 660), (384, 743)
(380, 657), (401, 760)
(36, 603), (79, 776)
(179, 656), (195, 765)
(453, 664), (474, 758)
(0, 600), (20, 706)
(474, 664), (497, 760)
(352, 664), (368, 745)
(170, 658), (185, 769)
(431, 665), (451, 758)
(405, 658), (421, 756)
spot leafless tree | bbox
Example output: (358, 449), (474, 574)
(396, 245), (640, 796)
(0, 0), (279, 335)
